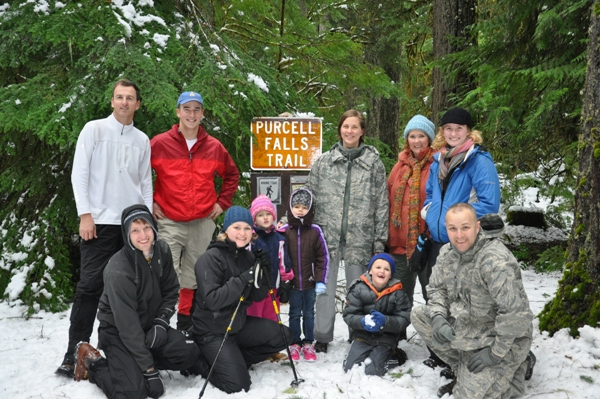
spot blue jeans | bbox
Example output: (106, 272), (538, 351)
(288, 289), (316, 345)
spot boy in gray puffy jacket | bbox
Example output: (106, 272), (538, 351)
(342, 253), (411, 376)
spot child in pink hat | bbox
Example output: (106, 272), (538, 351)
(247, 195), (294, 324)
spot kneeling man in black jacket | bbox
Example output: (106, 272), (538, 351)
(73, 204), (203, 399)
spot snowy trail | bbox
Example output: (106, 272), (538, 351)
(1, 268), (599, 398)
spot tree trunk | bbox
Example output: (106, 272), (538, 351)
(431, 0), (476, 125)
(573, 2), (600, 281)
(538, 1), (600, 337)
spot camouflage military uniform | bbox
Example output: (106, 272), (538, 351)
(307, 141), (389, 344)
(411, 230), (533, 399)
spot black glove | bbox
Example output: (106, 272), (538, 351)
(239, 267), (256, 286)
(277, 280), (292, 303)
(143, 369), (164, 398)
(408, 233), (431, 274)
(256, 249), (272, 282)
(145, 318), (169, 349)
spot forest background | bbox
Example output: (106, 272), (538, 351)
(0, 0), (598, 338)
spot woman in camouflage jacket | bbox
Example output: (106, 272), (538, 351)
(306, 109), (389, 352)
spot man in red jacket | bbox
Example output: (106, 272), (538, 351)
(151, 91), (239, 331)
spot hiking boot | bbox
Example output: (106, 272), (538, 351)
(301, 344), (317, 362)
(437, 377), (456, 398)
(440, 367), (455, 379)
(314, 341), (328, 353)
(525, 350), (536, 380)
(387, 347), (407, 369)
(424, 355), (448, 369)
(74, 342), (102, 382)
(268, 352), (288, 362)
(289, 344), (301, 361)
(55, 357), (75, 379)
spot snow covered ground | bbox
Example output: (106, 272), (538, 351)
(1, 267), (599, 399)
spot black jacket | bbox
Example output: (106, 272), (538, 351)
(192, 239), (268, 335)
(97, 204), (179, 372)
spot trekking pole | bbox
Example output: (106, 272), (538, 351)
(265, 268), (305, 387)
(198, 283), (252, 399)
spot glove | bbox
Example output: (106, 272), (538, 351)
(432, 315), (456, 345)
(315, 282), (326, 295)
(256, 249), (272, 279)
(238, 265), (260, 285)
(145, 318), (169, 349)
(277, 280), (292, 303)
(280, 267), (294, 281)
(360, 315), (380, 332)
(143, 369), (165, 398)
(408, 233), (431, 274)
(370, 310), (386, 330)
(467, 347), (501, 373)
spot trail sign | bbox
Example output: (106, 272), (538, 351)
(250, 117), (322, 170)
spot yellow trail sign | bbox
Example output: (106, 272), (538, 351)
(251, 117), (322, 170)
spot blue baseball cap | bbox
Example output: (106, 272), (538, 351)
(177, 91), (204, 106)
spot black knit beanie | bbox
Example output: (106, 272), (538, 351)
(440, 107), (473, 129)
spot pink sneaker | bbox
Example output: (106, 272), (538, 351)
(302, 344), (317, 362)
(289, 344), (301, 361)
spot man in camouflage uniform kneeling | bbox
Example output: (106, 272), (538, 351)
(412, 203), (534, 398)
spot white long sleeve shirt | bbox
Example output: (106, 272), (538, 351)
(71, 113), (153, 225)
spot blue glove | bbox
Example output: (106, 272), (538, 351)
(315, 282), (326, 295)
(360, 315), (380, 332)
(370, 310), (386, 330)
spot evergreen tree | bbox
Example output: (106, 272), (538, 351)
(0, 1), (316, 312)
(538, 0), (600, 337)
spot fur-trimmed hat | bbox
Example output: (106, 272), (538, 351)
(222, 206), (253, 232)
(440, 107), (473, 129)
(250, 195), (277, 223)
(367, 253), (396, 275)
(404, 114), (435, 142)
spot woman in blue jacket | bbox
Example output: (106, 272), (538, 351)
(423, 107), (500, 264)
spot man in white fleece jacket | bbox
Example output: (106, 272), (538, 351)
(56, 79), (153, 378)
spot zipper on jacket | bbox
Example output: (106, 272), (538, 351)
(189, 152), (192, 162)
(297, 228), (303, 291)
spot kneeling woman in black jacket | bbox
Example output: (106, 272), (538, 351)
(191, 206), (292, 393)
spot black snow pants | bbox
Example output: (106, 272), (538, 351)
(193, 316), (291, 393)
(88, 325), (201, 399)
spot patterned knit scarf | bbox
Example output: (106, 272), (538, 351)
(391, 148), (433, 256)
(438, 139), (474, 182)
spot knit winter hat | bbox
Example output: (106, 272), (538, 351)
(367, 253), (396, 275)
(122, 205), (157, 250)
(440, 107), (473, 129)
(222, 206), (254, 232)
(250, 195), (277, 223)
(291, 189), (311, 208)
(403, 114), (435, 142)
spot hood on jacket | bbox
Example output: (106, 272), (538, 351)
(121, 204), (158, 253)
(288, 187), (315, 227)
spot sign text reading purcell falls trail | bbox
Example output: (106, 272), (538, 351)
(251, 117), (322, 170)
